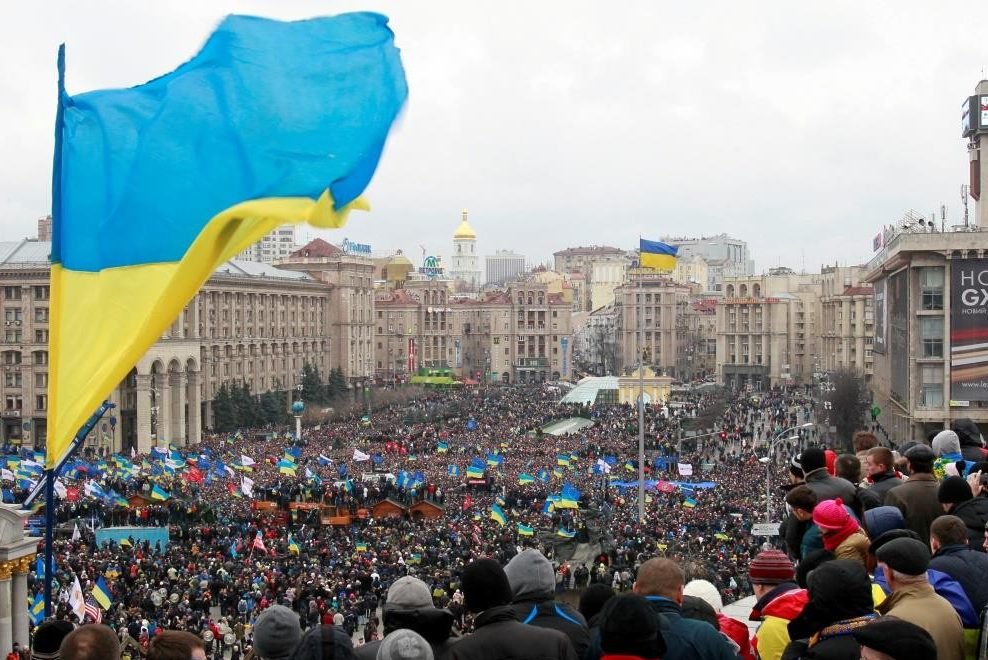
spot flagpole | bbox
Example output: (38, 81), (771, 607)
(43, 467), (55, 618)
(637, 261), (646, 524)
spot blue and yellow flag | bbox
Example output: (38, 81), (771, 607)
(556, 528), (576, 539)
(150, 485), (170, 501)
(47, 13), (407, 468)
(639, 239), (678, 272)
(30, 593), (45, 626)
(517, 523), (535, 537)
(489, 503), (507, 526)
(288, 535), (300, 555)
(91, 576), (112, 610)
(518, 473), (535, 486)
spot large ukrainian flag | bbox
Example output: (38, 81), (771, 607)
(639, 239), (678, 272)
(48, 14), (407, 467)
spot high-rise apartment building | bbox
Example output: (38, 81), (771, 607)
(663, 234), (754, 292)
(485, 250), (526, 285)
(613, 273), (690, 377)
(237, 224), (298, 263)
(715, 270), (821, 390)
(818, 265), (874, 379)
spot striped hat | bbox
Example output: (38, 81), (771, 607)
(748, 550), (794, 585)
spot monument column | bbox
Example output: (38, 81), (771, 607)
(11, 556), (30, 648)
(0, 560), (13, 655)
(135, 374), (152, 454)
(186, 371), (201, 445)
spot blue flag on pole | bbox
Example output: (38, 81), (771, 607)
(45, 13), (407, 469)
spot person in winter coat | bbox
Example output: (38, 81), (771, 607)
(860, 447), (905, 506)
(503, 549), (589, 659)
(781, 560), (877, 659)
(578, 584), (615, 628)
(446, 558), (576, 660)
(929, 515), (988, 612)
(354, 576), (458, 660)
(938, 476), (988, 550)
(952, 418), (986, 462)
(683, 579), (753, 660)
(783, 486), (822, 560)
(746, 550), (806, 660)
(851, 617), (937, 660)
(799, 448), (856, 507)
(812, 498), (869, 565)
(596, 594), (666, 660)
(885, 444), (941, 546)
(875, 537), (965, 660)
(286, 624), (355, 660)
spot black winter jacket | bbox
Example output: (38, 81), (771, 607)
(929, 543), (988, 612)
(444, 605), (577, 660)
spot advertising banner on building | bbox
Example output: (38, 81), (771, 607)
(873, 279), (886, 354)
(560, 337), (569, 377)
(889, 270), (909, 404)
(951, 259), (988, 402)
(407, 338), (416, 374)
(454, 339), (462, 369)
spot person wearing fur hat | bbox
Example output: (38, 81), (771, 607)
(503, 549), (588, 659)
(938, 476), (988, 550)
(812, 498), (869, 565)
(875, 537), (964, 660)
(446, 558), (576, 660)
(354, 577), (458, 660)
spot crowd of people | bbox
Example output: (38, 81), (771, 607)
(9, 381), (988, 659)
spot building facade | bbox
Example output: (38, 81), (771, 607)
(663, 234), (754, 292)
(818, 265), (874, 379)
(237, 224), (298, 263)
(864, 229), (988, 444)
(715, 270), (821, 390)
(613, 273), (690, 378)
(574, 303), (618, 376)
(0, 239), (333, 454)
(485, 250), (526, 286)
(553, 245), (629, 309)
(682, 298), (718, 380)
(448, 211), (482, 292)
(276, 239), (375, 385)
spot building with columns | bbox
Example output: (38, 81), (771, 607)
(0, 506), (36, 654)
(0, 239), (335, 454)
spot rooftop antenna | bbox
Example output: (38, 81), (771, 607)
(961, 184), (970, 228)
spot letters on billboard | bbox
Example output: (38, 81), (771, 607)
(951, 259), (988, 402)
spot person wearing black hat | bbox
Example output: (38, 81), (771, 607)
(445, 558), (577, 660)
(782, 560), (876, 659)
(875, 537), (964, 660)
(597, 594), (666, 660)
(31, 620), (75, 660)
(939, 475), (988, 551)
(884, 444), (941, 545)
(852, 617), (936, 660)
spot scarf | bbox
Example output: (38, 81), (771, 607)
(810, 613), (877, 646)
(821, 518), (861, 552)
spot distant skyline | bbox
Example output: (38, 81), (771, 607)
(1, 1), (985, 273)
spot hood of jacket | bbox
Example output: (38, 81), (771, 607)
(754, 586), (807, 622)
(382, 605), (455, 644)
(952, 418), (985, 449)
(504, 548), (555, 601)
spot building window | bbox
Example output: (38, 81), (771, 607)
(33, 308), (48, 323)
(35, 372), (47, 388)
(5, 396), (21, 410)
(920, 365), (944, 407)
(4, 372), (20, 388)
(4, 330), (21, 343)
(33, 286), (49, 301)
(35, 395), (47, 410)
(3, 287), (20, 300)
(919, 267), (944, 311)
(33, 351), (48, 366)
(4, 308), (21, 323)
(2, 351), (20, 365)
(920, 317), (943, 358)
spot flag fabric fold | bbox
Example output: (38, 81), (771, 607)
(46, 12), (408, 468)
(639, 239), (679, 272)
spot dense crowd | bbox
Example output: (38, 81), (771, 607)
(12, 381), (988, 659)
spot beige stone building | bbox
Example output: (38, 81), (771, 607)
(374, 279), (573, 384)
(553, 245), (630, 309)
(716, 270), (821, 390)
(672, 255), (710, 290)
(613, 272), (690, 377)
(864, 228), (988, 444)
(276, 238), (375, 385)
(0, 239), (333, 453)
(818, 265), (874, 379)
(682, 298), (718, 380)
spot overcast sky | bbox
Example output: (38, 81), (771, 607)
(0, 1), (984, 273)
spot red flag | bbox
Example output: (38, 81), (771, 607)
(186, 467), (204, 483)
(252, 531), (267, 554)
(462, 494), (473, 510)
(66, 486), (80, 502)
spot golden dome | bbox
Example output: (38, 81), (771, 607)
(389, 250), (412, 265)
(453, 210), (476, 240)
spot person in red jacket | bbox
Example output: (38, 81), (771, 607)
(684, 579), (753, 660)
